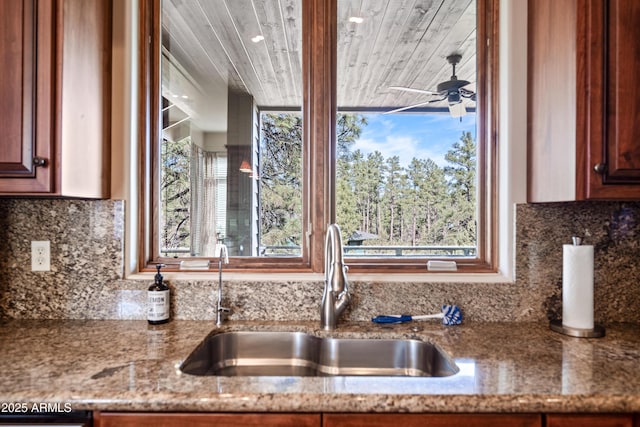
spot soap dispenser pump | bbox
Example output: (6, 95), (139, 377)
(148, 264), (170, 325)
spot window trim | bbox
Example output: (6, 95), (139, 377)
(137, 0), (499, 274)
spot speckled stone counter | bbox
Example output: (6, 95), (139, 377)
(1, 320), (639, 414)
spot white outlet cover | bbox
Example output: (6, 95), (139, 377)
(31, 240), (50, 271)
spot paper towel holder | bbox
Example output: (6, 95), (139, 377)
(549, 320), (605, 338)
(549, 236), (605, 338)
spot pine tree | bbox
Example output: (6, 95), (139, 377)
(382, 156), (402, 242)
(420, 158), (448, 245)
(443, 131), (477, 245)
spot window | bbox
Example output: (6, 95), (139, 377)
(138, 0), (498, 273)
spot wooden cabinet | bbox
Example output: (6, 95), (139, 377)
(527, 0), (640, 202)
(95, 412), (640, 427)
(95, 412), (541, 427)
(0, 0), (54, 193)
(323, 413), (541, 427)
(94, 412), (321, 427)
(546, 414), (634, 427)
(0, 0), (111, 198)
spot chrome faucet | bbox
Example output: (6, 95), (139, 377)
(216, 243), (230, 327)
(320, 224), (351, 330)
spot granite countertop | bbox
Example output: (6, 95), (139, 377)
(0, 319), (639, 414)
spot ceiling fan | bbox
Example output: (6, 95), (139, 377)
(386, 54), (476, 118)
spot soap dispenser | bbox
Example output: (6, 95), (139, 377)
(148, 264), (170, 325)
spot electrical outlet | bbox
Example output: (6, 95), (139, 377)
(31, 241), (50, 272)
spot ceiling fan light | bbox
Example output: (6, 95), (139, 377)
(449, 102), (466, 118)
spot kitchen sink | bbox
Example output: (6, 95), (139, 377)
(180, 331), (458, 377)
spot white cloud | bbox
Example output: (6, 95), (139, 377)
(356, 135), (448, 167)
(353, 113), (475, 168)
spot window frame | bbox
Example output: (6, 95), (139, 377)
(138, 0), (499, 274)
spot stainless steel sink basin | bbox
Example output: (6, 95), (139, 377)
(180, 331), (458, 377)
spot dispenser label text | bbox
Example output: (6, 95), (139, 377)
(148, 290), (170, 321)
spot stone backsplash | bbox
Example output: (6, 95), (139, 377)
(1, 199), (639, 323)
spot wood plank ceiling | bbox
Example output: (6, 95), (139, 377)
(161, 0), (476, 132)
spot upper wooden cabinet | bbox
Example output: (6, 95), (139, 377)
(0, 0), (111, 197)
(528, 0), (640, 202)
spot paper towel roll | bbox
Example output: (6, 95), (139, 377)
(562, 244), (594, 330)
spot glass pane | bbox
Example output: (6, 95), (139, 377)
(259, 111), (303, 256)
(336, 0), (478, 259)
(160, 0), (303, 258)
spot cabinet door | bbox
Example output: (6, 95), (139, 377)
(0, 0), (54, 193)
(528, 0), (640, 201)
(0, 0), (110, 197)
(581, 0), (640, 198)
(322, 413), (541, 427)
(95, 412), (321, 427)
(546, 414), (633, 427)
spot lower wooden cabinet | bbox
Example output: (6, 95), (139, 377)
(94, 412), (320, 427)
(95, 412), (640, 427)
(546, 414), (634, 427)
(323, 413), (541, 427)
(95, 412), (540, 427)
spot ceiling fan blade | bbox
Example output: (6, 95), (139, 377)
(389, 86), (437, 95)
(384, 100), (435, 114)
(460, 87), (476, 97)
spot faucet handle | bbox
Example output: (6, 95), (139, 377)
(216, 305), (231, 327)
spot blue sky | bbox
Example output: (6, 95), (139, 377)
(353, 113), (476, 167)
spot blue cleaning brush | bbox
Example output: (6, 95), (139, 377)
(371, 304), (463, 325)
